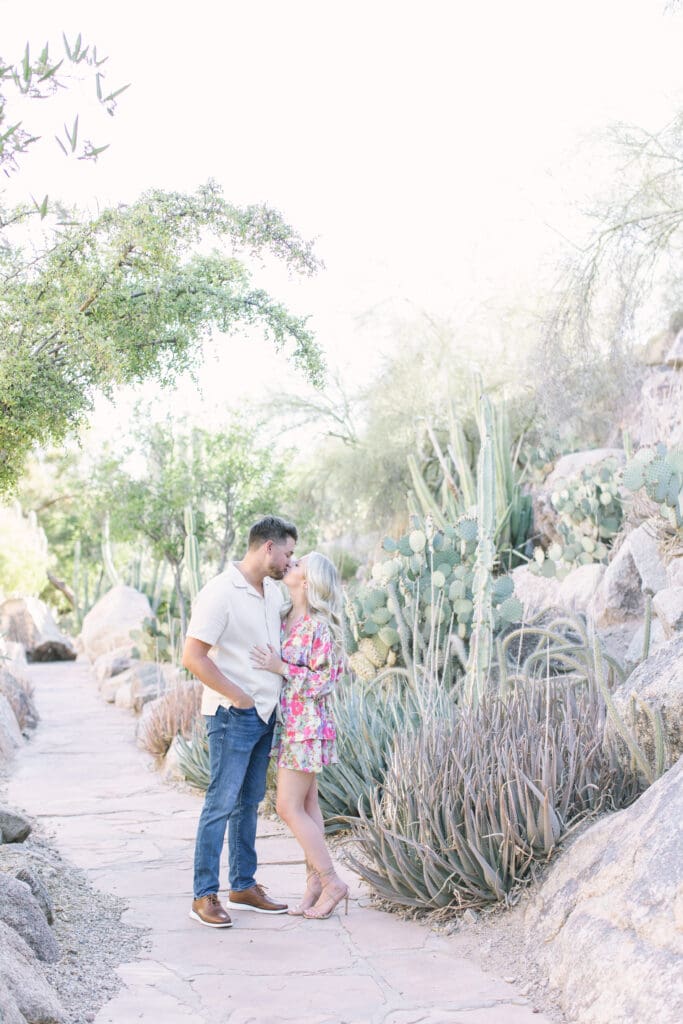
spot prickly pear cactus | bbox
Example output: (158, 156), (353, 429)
(623, 445), (683, 528)
(531, 457), (624, 578)
(347, 513), (522, 680)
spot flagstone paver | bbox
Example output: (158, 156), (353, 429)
(8, 661), (557, 1024)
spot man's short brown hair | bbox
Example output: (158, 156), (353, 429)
(248, 515), (298, 548)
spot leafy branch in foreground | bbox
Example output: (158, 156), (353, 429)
(0, 181), (324, 493)
(0, 32), (128, 178)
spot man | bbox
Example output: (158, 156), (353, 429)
(182, 515), (297, 927)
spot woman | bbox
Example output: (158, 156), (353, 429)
(250, 551), (348, 919)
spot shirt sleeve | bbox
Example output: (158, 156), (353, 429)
(186, 577), (230, 647)
(283, 621), (336, 699)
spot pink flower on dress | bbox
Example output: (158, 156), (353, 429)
(290, 697), (304, 717)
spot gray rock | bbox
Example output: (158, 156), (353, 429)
(589, 525), (667, 628)
(624, 618), (667, 670)
(0, 806), (32, 844)
(627, 524), (668, 594)
(625, 367), (683, 449)
(15, 868), (55, 925)
(0, 667), (39, 731)
(93, 646), (138, 684)
(113, 663), (166, 713)
(524, 757), (683, 1024)
(80, 585), (152, 663)
(610, 634), (683, 776)
(558, 562), (605, 615)
(0, 693), (22, 762)
(0, 598), (76, 662)
(0, 873), (60, 962)
(666, 327), (683, 367)
(668, 557), (683, 589)
(653, 586), (683, 639)
(0, 921), (64, 1023)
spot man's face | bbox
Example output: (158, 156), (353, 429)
(265, 535), (296, 580)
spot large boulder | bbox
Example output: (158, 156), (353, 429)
(80, 585), (152, 662)
(0, 693), (23, 762)
(524, 757), (683, 1024)
(0, 873), (60, 962)
(0, 921), (64, 1023)
(589, 524), (668, 628)
(609, 634), (683, 776)
(0, 598), (76, 662)
(0, 667), (39, 731)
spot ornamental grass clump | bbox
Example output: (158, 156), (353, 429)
(137, 678), (202, 758)
(343, 677), (637, 912)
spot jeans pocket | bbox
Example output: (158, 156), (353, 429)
(206, 708), (229, 737)
(229, 705), (256, 717)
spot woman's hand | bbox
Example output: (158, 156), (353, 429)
(250, 643), (286, 675)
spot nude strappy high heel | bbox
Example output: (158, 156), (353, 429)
(302, 868), (349, 920)
(288, 863), (322, 916)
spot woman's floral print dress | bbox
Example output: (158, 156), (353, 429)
(273, 614), (341, 773)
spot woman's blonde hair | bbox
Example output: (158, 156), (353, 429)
(305, 551), (344, 655)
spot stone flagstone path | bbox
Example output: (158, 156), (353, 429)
(8, 661), (556, 1024)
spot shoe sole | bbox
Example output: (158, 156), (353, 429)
(189, 910), (233, 928)
(225, 901), (288, 914)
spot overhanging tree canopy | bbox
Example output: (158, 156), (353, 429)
(0, 181), (325, 492)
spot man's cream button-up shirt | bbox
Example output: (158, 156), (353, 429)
(186, 562), (286, 722)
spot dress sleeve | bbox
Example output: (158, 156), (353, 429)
(283, 621), (336, 699)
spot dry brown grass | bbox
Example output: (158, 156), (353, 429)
(137, 678), (202, 758)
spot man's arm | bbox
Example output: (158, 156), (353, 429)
(181, 638), (255, 709)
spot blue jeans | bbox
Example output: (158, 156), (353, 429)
(193, 705), (274, 899)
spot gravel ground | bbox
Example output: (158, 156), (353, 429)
(0, 778), (146, 1024)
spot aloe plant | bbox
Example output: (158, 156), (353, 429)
(343, 672), (638, 911)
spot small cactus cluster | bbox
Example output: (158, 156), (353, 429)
(622, 445), (683, 528)
(531, 457), (623, 578)
(346, 514), (523, 681)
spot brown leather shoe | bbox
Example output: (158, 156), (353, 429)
(227, 883), (288, 914)
(189, 894), (233, 928)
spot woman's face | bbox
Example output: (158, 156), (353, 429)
(284, 555), (308, 591)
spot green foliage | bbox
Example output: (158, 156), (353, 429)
(317, 675), (419, 827)
(0, 503), (49, 596)
(130, 617), (172, 663)
(0, 182), (323, 494)
(0, 33), (126, 179)
(531, 457), (624, 578)
(623, 445), (683, 529)
(175, 717), (211, 790)
(343, 673), (638, 911)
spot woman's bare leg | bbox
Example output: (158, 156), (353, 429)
(276, 767), (333, 875)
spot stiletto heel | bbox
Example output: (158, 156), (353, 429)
(288, 862), (322, 916)
(303, 868), (349, 920)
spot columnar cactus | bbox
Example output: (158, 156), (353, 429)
(464, 395), (496, 707)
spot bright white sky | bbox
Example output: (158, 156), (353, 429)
(2, 0), (683, 440)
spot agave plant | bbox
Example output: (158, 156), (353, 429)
(175, 716), (211, 790)
(318, 671), (431, 826)
(343, 675), (638, 911)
